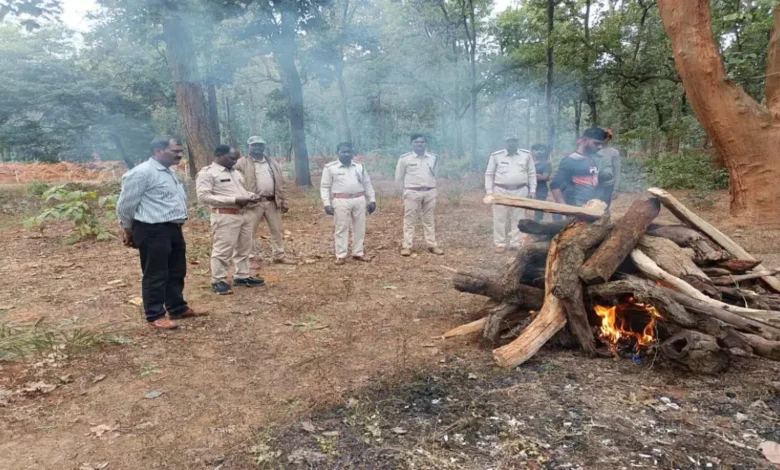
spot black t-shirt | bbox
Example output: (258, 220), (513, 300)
(550, 153), (599, 206)
(535, 159), (552, 197)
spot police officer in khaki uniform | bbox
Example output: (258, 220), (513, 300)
(196, 145), (265, 294)
(320, 142), (377, 265)
(234, 136), (295, 265)
(485, 136), (537, 253)
(395, 134), (444, 257)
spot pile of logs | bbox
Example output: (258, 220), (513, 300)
(444, 188), (780, 374)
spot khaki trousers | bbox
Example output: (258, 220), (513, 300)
(332, 196), (367, 259)
(492, 186), (529, 248)
(247, 201), (285, 260)
(210, 212), (253, 283)
(403, 189), (437, 249)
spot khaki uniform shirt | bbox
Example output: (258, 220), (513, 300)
(395, 152), (437, 189)
(485, 149), (537, 194)
(196, 163), (256, 209)
(320, 160), (376, 207)
(254, 160), (275, 197)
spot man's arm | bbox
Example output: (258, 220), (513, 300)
(549, 158), (571, 204)
(536, 162), (550, 182)
(394, 157), (406, 188)
(484, 154), (496, 194)
(320, 166), (333, 208)
(195, 170), (237, 206)
(272, 159), (287, 205)
(362, 166), (376, 204)
(612, 151), (621, 195)
(526, 155), (537, 196)
(116, 170), (146, 229)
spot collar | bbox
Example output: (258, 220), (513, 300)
(149, 157), (170, 171)
(251, 155), (267, 162)
(338, 160), (355, 167)
(214, 162), (232, 171)
(414, 152), (427, 158)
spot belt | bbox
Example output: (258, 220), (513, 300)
(495, 183), (527, 190)
(254, 196), (275, 202)
(211, 208), (241, 215)
(406, 186), (435, 191)
(332, 192), (365, 199)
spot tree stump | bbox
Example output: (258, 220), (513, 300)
(660, 330), (730, 374)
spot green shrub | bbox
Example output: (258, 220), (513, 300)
(27, 181), (51, 197)
(23, 184), (118, 244)
(641, 152), (729, 191)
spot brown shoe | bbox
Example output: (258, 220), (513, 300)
(400, 248), (412, 257)
(170, 307), (209, 320)
(335, 258), (346, 265)
(495, 246), (506, 254)
(149, 318), (178, 330)
(428, 247), (445, 255)
(273, 257), (297, 265)
(352, 255), (371, 262)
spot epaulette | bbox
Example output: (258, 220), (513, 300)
(490, 149), (506, 156)
(324, 160), (340, 167)
(400, 152), (415, 158)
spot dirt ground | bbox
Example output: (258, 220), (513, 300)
(0, 179), (779, 470)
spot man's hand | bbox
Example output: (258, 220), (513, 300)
(367, 202), (377, 214)
(612, 191), (619, 201)
(280, 202), (289, 214)
(122, 228), (136, 248)
(324, 206), (334, 216)
(235, 196), (254, 206)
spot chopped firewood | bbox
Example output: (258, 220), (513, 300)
(702, 267), (733, 276)
(647, 187), (780, 293)
(637, 236), (721, 299)
(717, 286), (780, 311)
(660, 330), (730, 374)
(646, 224), (728, 264)
(484, 194), (605, 221)
(451, 269), (544, 310)
(443, 317), (488, 338)
(503, 241), (552, 289)
(716, 259), (763, 273)
(552, 215), (612, 356)
(579, 197), (661, 285)
(738, 333), (780, 360)
(517, 219), (570, 236)
(483, 303), (526, 347)
(630, 249), (780, 323)
(711, 269), (780, 285)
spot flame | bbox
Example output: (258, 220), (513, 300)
(593, 298), (663, 352)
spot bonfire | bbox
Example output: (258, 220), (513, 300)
(444, 188), (780, 374)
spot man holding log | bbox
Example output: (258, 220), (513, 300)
(485, 136), (537, 253)
(550, 127), (606, 207)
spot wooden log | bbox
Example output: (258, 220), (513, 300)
(483, 303), (525, 347)
(711, 269), (780, 285)
(717, 286), (780, 311)
(646, 224), (728, 264)
(738, 333), (780, 361)
(517, 219), (569, 236)
(702, 267), (732, 276)
(660, 330), (730, 374)
(647, 187), (780, 293)
(484, 194), (605, 221)
(553, 215), (613, 356)
(493, 216), (599, 368)
(716, 259), (763, 273)
(630, 249), (780, 323)
(443, 317), (488, 338)
(504, 240), (552, 288)
(451, 267), (545, 310)
(579, 197), (661, 285)
(637, 236), (721, 299)
(586, 278), (697, 328)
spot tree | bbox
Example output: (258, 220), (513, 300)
(657, 0), (780, 225)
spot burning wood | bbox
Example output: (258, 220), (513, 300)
(447, 188), (780, 375)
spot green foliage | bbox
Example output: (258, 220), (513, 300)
(0, 319), (122, 361)
(27, 181), (51, 197)
(641, 153), (729, 191)
(23, 184), (118, 243)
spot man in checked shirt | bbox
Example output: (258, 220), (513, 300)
(196, 145), (266, 294)
(320, 142), (377, 265)
(116, 137), (208, 330)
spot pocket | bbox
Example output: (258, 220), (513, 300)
(496, 165), (510, 174)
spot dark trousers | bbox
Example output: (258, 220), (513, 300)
(599, 185), (615, 207)
(534, 188), (562, 222)
(132, 221), (188, 322)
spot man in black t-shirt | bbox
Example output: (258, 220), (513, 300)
(550, 128), (607, 207)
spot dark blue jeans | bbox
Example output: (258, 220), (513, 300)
(132, 221), (188, 321)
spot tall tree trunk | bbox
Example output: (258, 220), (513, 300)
(657, 0), (780, 225)
(574, 100), (582, 138)
(335, 51), (353, 143)
(161, 12), (215, 173)
(545, 0), (556, 150)
(110, 133), (134, 170)
(275, 8), (312, 187)
(468, 0), (479, 169)
(206, 83), (220, 145)
(525, 98), (532, 148)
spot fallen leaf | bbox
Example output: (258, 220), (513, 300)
(89, 424), (117, 437)
(107, 279), (124, 285)
(93, 374), (106, 384)
(301, 421), (316, 433)
(322, 431), (340, 437)
(127, 297), (143, 307)
(761, 441), (780, 464)
(392, 427), (408, 435)
(21, 381), (57, 394)
(144, 391), (163, 399)
(468, 373), (478, 380)
(59, 375), (73, 384)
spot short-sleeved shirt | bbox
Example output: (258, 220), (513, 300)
(534, 159), (553, 198)
(320, 160), (376, 207)
(195, 163), (255, 209)
(395, 152), (437, 189)
(484, 149), (537, 195)
(550, 152), (600, 207)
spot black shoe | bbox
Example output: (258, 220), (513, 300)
(233, 276), (265, 287)
(212, 281), (233, 295)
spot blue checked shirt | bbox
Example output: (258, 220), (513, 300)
(116, 158), (188, 229)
